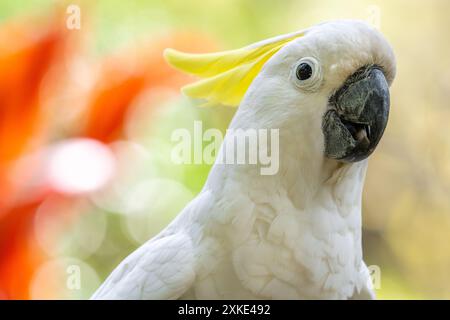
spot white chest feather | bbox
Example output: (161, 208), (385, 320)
(182, 160), (369, 300)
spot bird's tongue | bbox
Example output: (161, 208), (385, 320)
(341, 118), (371, 148)
(355, 127), (370, 148)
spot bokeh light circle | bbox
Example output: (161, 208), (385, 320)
(29, 257), (100, 300)
(34, 196), (107, 259)
(122, 178), (194, 244)
(47, 139), (116, 194)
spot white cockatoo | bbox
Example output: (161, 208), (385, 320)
(92, 20), (396, 300)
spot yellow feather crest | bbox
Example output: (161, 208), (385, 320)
(164, 32), (304, 107)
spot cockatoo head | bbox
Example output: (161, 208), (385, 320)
(165, 20), (396, 163)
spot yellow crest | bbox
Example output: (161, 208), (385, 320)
(164, 31), (304, 107)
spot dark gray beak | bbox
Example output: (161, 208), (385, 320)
(322, 65), (390, 162)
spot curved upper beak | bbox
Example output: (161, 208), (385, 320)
(323, 65), (390, 162)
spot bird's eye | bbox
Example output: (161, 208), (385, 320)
(291, 57), (322, 91)
(296, 62), (313, 80)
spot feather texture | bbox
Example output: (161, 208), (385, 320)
(91, 233), (195, 299)
(164, 32), (304, 106)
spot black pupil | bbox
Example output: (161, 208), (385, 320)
(296, 63), (312, 80)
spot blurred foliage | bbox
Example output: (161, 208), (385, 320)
(0, 0), (449, 299)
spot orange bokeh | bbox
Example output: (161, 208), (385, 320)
(0, 9), (214, 299)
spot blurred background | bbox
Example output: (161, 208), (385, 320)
(0, 0), (448, 299)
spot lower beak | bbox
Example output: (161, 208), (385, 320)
(323, 65), (390, 162)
